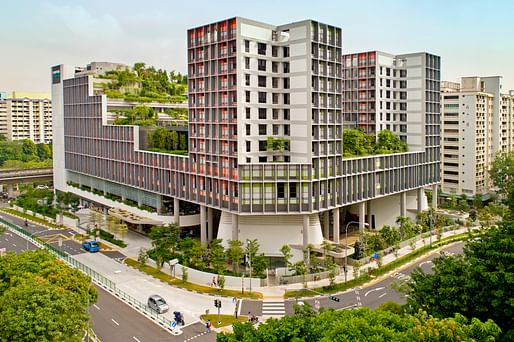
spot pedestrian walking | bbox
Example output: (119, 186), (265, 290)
(212, 276), (217, 287)
(206, 320), (212, 333)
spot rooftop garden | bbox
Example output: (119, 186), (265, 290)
(97, 62), (187, 103)
(343, 128), (407, 158)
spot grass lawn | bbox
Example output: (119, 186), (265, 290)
(0, 208), (63, 229)
(200, 314), (248, 328)
(285, 231), (476, 298)
(125, 258), (263, 299)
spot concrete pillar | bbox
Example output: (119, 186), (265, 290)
(366, 200), (372, 229)
(432, 184), (438, 209)
(137, 224), (143, 233)
(417, 188), (423, 212)
(323, 211), (330, 240)
(400, 192), (407, 217)
(173, 198), (180, 226)
(332, 208), (340, 244)
(207, 207), (213, 242)
(359, 202), (366, 243)
(302, 215), (310, 248)
(200, 205), (207, 245)
(231, 213), (238, 241)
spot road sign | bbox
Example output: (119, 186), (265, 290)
(171, 321), (177, 328)
(169, 258), (179, 266)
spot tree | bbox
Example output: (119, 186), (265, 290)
(489, 151), (514, 213)
(150, 127), (167, 150)
(405, 219), (514, 339)
(217, 307), (500, 342)
(0, 133), (6, 141)
(208, 239), (226, 274)
(36, 143), (52, 160)
(0, 250), (96, 341)
(374, 129), (408, 154)
(21, 139), (37, 159)
(179, 133), (187, 150)
(226, 240), (244, 273)
(280, 244), (292, 268)
(252, 254), (268, 278)
(170, 131), (179, 150)
(320, 240), (333, 267)
(380, 225), (401, 247)
(342, 128), (374, 157)
(396, 216), (418, 240)
(217, 274), (225, 290)
(148, 224), (180, 269)
(180, 237), (205, 269)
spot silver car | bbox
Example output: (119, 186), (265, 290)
(148, 295), (169, 314)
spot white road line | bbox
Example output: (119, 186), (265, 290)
(112, 318), (120, 326)
(12, 243), (16, 247)
(132, 336), (141, 342)
(93, 304), (101, 310)
(341, 304), (358, 310)
(364, 287), (385, 297)
(419, 260), (432, 268)
(378, 293), (387, 299)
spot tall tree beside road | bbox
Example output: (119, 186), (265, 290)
(406, 220), (514, 339)
(489, 151), (514, 213)
(208, 239), (226, 274)
(148, 224), (180, 269)
(0, 250), (96, 341)
(226, 240), (244, 273)
(217, 306), (500, 341)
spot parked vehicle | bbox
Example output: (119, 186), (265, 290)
(148, 295), (169, 314)
(36, 185), (49, 190)
(82, 240), (100, 253)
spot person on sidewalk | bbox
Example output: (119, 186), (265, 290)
(205, 320), (212, 333)
(212, 276), (217, 287)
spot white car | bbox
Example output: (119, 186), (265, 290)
(36, 185), (49, 190)
(148, 295), (169, 314)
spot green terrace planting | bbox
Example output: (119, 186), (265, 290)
(267, 137), (291, 152)
(343, 128), (407, 157)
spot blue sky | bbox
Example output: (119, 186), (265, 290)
(1, 0), (513, 92)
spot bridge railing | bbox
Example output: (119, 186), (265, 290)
(0, 216), (174, 330)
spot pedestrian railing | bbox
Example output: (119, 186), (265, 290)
(0, 217), (175, 331)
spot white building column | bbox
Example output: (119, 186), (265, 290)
(332, 208), (340, 244)
(359, 201), (366, 242)
(302, 215), (309, 248)
(173, 198), (180, 226)
(207, 207), (213, 242)
(400, 192), (407, 217)
(432, 184), (438, 209)
(323, 211), (330, 240)
(200, 205), (207, 245)
(231, 213), (238, 241)
(366, 200), (372, 229)
(417, 188), (423, 212)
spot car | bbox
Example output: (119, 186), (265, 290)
(36, 185), (49, 190)
(82, 240), (100, 253)
(148, 295), (169, 314)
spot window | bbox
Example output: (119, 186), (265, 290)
(245, 74), (250, 86)
(284, 124), (290, 136)
(272, 46), (278, 57)
(283, 78), (290, 89)
(259, 140), (267, 151)
(245, 91), (250, 102)
(289, 182), (297, 198)
(246, 124), (250, 135)
(272, 93), (279, 104)
(273, 109), (279, 120)
(246, 107), (250, 119)
(258, 59), (266, 71)
(400, 70), (407, 77)
(284, 156), (290, 162)
(258, 108), (266, 119)
(273, 124), (279, 135)
(277, 182), (285, 198)
(284, 109), (290, 120)
(283, 47), (289, 58)
(258, 92), (267, 103)
(258, 76), (266, 87)
(272, 62), (278, 73)
(258, 42), (266, 55)
(246, 157), (251, 163)
(283, 62), (290, 73)
(272, 77), (279, 88)
(244, 40), (250, 53)
(283, 93), (290, 105)
(245, 57), (250, 69)
(246, 141), (251, 152)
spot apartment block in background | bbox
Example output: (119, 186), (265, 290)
(53, 18), (440, 258)
(0, 92), (52, 143)
(441, 76), (514, 196)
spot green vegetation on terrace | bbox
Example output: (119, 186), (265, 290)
(200, 314), (248, 328)
(113, 105), (158, 126)
(98, 62), (187, 103)
(124, 258), (262, 299)
(343, 128), (407, 157)
(0, 135), (52, 169)
(266, 137), (290, 152)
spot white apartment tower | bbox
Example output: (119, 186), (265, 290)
(441, 76), (514, 196)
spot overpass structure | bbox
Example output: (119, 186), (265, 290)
(0, 168), (53, 185)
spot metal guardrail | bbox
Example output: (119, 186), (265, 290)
(0, 217), (174, 330)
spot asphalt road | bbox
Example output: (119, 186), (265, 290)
(282, 241), (465, 314)
(0, 215), (217, 342)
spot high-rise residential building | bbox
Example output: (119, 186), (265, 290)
(0, 92), (52, 143)
(52, 18), (440, 257)
(440, 76), (514, 196)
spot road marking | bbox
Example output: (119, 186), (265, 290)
(93, 304), (101, 310)
(378, 293), (387, 299)
(12, 243), (16, 247)
(341, 304), (358, 310)
(364, 287), (385, 297)
(184, 331), (208, 341)
(111, 318), (119, 326)
(132, 337), (141, 342)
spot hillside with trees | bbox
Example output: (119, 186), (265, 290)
(0, 136), (52, 169)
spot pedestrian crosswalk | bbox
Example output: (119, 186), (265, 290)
(262, 298), (285, 317)
(390, 272), (410, 280)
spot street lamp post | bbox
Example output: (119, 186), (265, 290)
(246, 240), (252, 294)
(344, 221), (369, 283)
(429, 209), (433, 247)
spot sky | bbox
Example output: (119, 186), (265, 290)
(1, 0), (513, 93)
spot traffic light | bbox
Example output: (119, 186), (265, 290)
(329, 296), (340, 302)
(214, 299), (222, 308)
